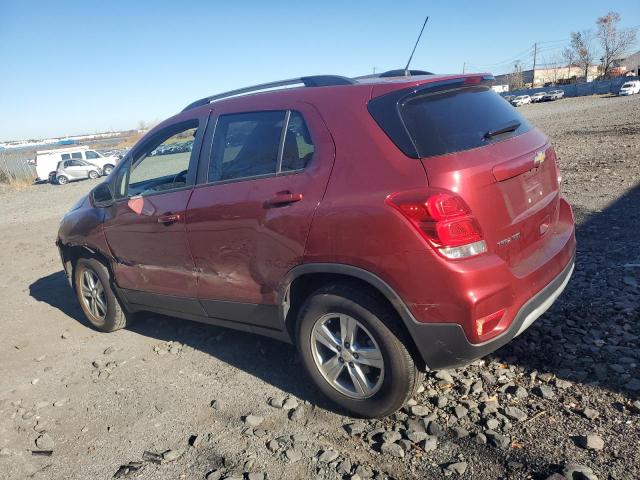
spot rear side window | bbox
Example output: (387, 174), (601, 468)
(85, 151), (100, 159)
(71, 152), (82, 159)
(281, 111), (315, 172)
(401, 87), (532, 157)
(61, 153), (71, 160)
(208, 110), (314, 182)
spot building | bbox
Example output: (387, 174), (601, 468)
(615, 50), (640, 76)
(494, 64), (600, 88)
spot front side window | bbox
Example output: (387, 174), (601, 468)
(61, 153), (71, 161)
(85, 151), (100, 159)
(208, 110), (314, 182)
(125, 122), (198, 197)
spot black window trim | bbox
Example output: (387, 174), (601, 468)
(111, 116), (208, 202)
(201, 109), (313, 187)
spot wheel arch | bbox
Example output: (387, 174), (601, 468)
(280, 263), (426, 370)
(58, 243), (114, 289)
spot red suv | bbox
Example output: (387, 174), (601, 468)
(57, 72), (575, 417)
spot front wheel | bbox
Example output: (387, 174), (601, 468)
(56, 175), (69, 185)
(297, 283), (423, 418)
(74, 258), (128, 332)
(103, 164), (114, 175)
(88, 170), (99, 179)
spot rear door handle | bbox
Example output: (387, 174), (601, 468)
(157, 212), (183, 224)
(265, 192), (303, 208)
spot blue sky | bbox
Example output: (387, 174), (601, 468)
(0, 0), (638, 140)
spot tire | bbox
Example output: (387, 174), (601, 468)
(88, 170), (99, 179)
(296, 283), (423, 418)
(56, 175), (68, 185)
(103, 164), (114, 175)
(73, 257), (128, 332)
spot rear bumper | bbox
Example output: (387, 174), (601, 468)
(408, 252), (575, 370)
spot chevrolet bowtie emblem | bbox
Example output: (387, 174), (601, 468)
(534, 150), (546, 166)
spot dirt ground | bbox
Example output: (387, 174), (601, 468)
(1, 94), (639, 480)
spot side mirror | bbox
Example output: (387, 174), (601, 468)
(91, 182), (115, 208)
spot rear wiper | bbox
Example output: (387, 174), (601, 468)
(483, 120), (521, 139)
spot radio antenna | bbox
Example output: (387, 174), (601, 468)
(404, 16), (429, 76)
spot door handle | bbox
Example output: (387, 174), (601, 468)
(265, 192), (303, 208)
(157, 212), (183, 224)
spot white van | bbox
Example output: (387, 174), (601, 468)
(34, 146), (119, 182)
(619, 80), (640, 96)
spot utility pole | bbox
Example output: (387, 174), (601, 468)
(462, 62), (466, 74)
(532, 42), (537, 87)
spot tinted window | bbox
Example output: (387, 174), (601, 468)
(209, 111), (284, 182)
(126, 122), (198, 197)
(71, 152), (83, 159)
(401, 86), (532, 157)
(281, 112), (314, 172)
(61, 153), (71, 160)
(85, 151), (100, 159)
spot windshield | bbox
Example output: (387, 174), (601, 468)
(401, 86), (532, 157)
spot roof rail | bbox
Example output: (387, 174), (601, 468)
(182, 75), (356, 112)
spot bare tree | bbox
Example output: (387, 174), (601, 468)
(507, 62), (524, 90)
(596, 11), (638, 77)
(562, 48), (575, 80)
(568, 30), (595, 80)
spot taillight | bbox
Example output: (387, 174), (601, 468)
(386, 190), (487, 259)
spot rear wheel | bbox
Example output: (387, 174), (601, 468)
(103, 164), (114, 175)
(56, 175), (68, 185)
(74, 258), (128, 332)
(296, 283), (423, 418)
(88, 170), (99, 179)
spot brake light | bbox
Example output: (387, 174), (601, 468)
(386, 190), (487, 259)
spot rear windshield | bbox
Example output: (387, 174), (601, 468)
(400, 86), (532, 158)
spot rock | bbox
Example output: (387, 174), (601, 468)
(426, 421), (443, 436)
(421, 435), (438, 452)
(247, 474), (265, 480)
(534, 385), (556, 399)
(205, 470), (224, 480)
(244, 415), (264, 427)
(581, 408), (599, 420)
(337, 459), (352, 475)
(555, 378), (572, 389)
(453, 405), (468, 419)
(267, 439), (279, 452)
(576, 434), (604, 451)
(381, 431), (401, 443)
(289, 407), (304, 421)
(380, 442), (404, 458)
(563, 463), (598, 480)
(503, 406), (527, 422)
(31, 378), (39, 385)
(406, 431), (428, 443)
(162, 449), (184, 462)
(318, 449), (339, 463)
(282, 397), (298, 410)
(61, 330), (71, 339)
(103, 346), (116, 355)
(485, 430), (510, 449)
(451, 427), (469, 438)
(210, 400), (220, 410)
(35, 355), (46, 362)
(624, 378), (640, 391)
(485, 418), (500, 430)
(545, 474), (565, 480)
(285, 448), (302, 463)
(345, 422), (365, 436)
(0, 448), (11, 456)
(410, 405), (430, 416)
(445, 462), (468, 475)
(355, 465), (374, 478)
(435, 370), (454, 383)
(35, 433), (54, 450)
(473, 432), (487, 445)
(269, 396), (285, 409)
(188, 434), (201, 448)
(53, 399), (68, 407)
(630, 400), (640, 414)
(508, 385), (529, 398)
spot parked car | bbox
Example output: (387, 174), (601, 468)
(503, 94), (515, 102)
(34, 146), (118, 183)
(619, 80), (640, 96)
(57, 72), (576, 417)
(55, 159), (102, 185)
(548, 89), (565, 100)
(510, 95), (531, 107)
(530, 92), (547, 103)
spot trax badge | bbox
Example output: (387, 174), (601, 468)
(534, 150), (546, 167)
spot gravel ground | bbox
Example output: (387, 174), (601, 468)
(0, 94), (639, 480)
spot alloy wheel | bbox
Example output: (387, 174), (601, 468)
(80, 268), (107, 320)
(310, 313), (384, 399)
